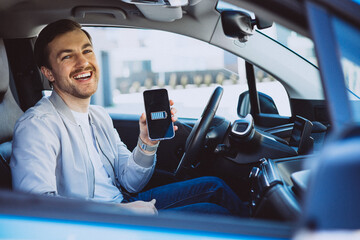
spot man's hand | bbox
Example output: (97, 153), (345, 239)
(120, 199), (158, 215)
(139, 99), (178, 146)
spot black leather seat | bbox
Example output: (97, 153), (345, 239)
(0, 38), (24, 189)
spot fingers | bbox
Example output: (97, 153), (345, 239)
(120, 200), (158, 215)
(171, 109), (178, 132)
(138, 113), (149, 142)
(169, 100), (176, 113)
(171, 107), (177, 118)
(169, 99), (178, 132)
(141, 99), (178, 134)
(170, 100), (178, 123)
(142, 199), (158, 215)
(140, 112), (146, 124)
(150, 199), (158, 215)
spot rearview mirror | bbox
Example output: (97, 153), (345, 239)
(221, 11), (253, 42)
(255, 15), (273, 29)
(221, 11), (273, 42)
(237, 91), (279, 117)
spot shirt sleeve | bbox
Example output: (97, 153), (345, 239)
(113, 129), (156, 193)
(10, 114), (59, 194)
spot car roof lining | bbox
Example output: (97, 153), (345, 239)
(0, 0), (219, 39)
(0, 0), (323, 101)
(1, 0), (359, 39)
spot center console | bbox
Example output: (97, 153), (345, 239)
(248, 156), (309, 221)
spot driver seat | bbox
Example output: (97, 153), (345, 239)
(0, 38), (24, 189)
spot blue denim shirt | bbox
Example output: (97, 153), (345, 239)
(10, 91), (156, 201)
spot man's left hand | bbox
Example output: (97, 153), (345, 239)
(139, 99), (178, 147)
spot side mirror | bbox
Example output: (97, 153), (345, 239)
(237, 91), (279, 117)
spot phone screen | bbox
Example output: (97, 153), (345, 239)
(143, 89), (174, 141)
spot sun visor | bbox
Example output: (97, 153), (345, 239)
(122, 0), (202, 22)
(137, 4), (183, 22)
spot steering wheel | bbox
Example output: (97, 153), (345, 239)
(174, 86), (224, 177)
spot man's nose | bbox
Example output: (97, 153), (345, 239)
(75, 53), (89, 67)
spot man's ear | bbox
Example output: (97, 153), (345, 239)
(40, 66), (55, 83)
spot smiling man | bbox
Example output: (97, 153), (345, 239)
(36, 22), (100, 111)
(10, 19), (249, 217)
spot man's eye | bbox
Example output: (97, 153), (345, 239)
(61, 55), (70, 60)
(84, 49), (93, 54)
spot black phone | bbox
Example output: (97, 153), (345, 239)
(143, 88), (175, 141)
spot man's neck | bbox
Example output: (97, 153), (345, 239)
(54, 90), (90, 113)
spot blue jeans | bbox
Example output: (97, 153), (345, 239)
(122, 176), (249, 217)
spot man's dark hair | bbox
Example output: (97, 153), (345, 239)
(34, 19), (92, 69)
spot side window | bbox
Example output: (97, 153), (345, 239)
(237, 66), (291, 118)
(254, 66), (291, 117)
(333, 17), (360, 123)
(84, 27), (249, 121)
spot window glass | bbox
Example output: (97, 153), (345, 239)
(84, 27), (250, 121)
(83, 27), (291, 121)
(254, 67), (291, 116)
(333, 18), (360, 123)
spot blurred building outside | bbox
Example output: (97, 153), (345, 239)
(85, 23), (316, 120)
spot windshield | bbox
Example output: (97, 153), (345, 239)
(217, 1), (317, 66)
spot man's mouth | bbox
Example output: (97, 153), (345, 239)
(73, 71), (93, 81)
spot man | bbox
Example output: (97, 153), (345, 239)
(10, 19), (248, 216)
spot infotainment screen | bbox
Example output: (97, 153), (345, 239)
(289, 116), (313, 154)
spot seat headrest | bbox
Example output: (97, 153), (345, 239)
(0, 38), (23, 143)
(0, 39), (9, 95)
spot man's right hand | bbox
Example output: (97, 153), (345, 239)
(120, 199), (158, 215)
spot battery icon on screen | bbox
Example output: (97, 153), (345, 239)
(151, 111), (167, 120)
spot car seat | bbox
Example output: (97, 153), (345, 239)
(0, 38), (24, 189)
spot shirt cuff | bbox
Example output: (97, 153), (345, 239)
(133, 146), (156, 168)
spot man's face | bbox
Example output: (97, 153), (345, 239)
(42, 29), (99, 100)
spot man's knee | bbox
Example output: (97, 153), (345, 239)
(196, 176), (228, 190)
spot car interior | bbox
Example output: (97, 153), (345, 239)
(0, 0), (345, 235)
(0, 39), (23, 190)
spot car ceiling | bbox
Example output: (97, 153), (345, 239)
(0, 0), (220, 40)
(0, 0), (314, 40)
(1, 0), (359, 39)
(0, 0), (324, 101)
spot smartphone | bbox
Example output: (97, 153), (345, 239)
(143, 88), (175, 141)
